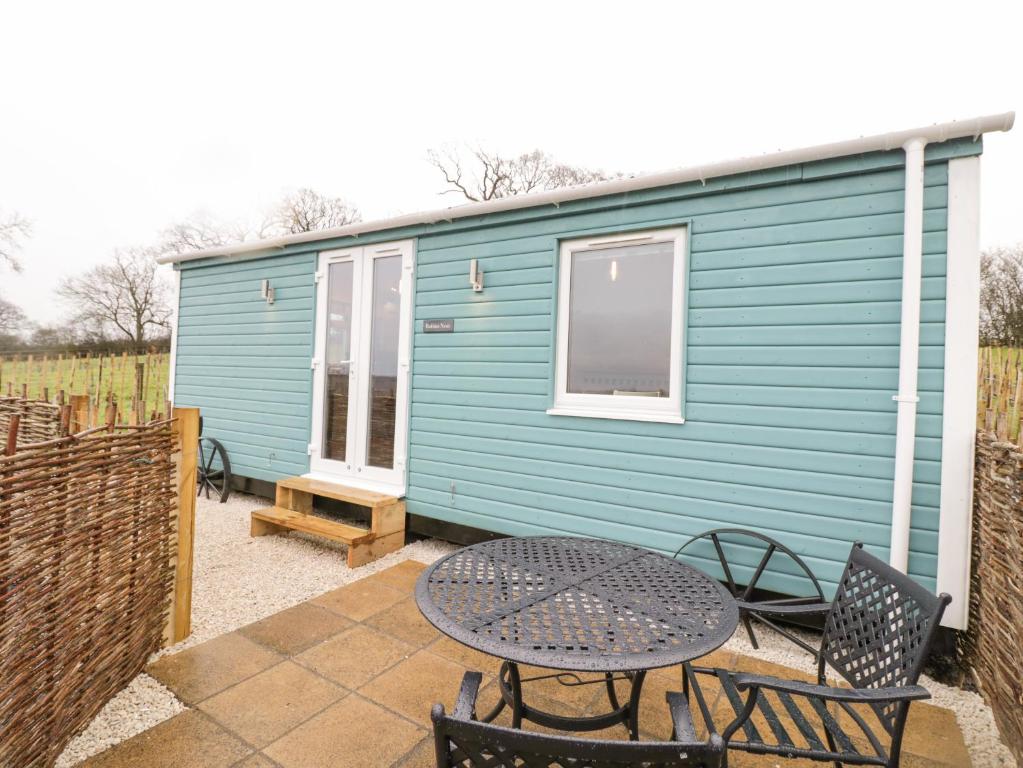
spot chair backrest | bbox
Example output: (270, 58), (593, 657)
(819, 542), (951, 733)
(432, 705), (725, 768)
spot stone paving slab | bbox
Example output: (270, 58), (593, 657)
(81, 560), (971, 767)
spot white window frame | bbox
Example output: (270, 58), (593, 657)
(548, 227), (687, 424)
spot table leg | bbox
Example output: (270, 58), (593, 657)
(507, 661), (523, 729)
(627, 670), (646, 741)
(604, 672), (621, 711)
(494, 664), (646, 736)
(480, 685), (507, 723)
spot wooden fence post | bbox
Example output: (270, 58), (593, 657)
(134, 362), (145, 424)
(70, 395), (90, 432)
(5, 414), (19, 455)
(165, 406), (199, 646)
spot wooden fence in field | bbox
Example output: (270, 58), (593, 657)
(0, 388), (172, 453)
(978, 347), (1023, 444)
(0, 350), (170, 428)
(0, 405), (197, 767)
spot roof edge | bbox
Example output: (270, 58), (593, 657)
(158, 111), (1014, 265)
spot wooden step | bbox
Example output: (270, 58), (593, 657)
(277, 476), (399, 508)
(253, 476), (407, 568)
(251, 506), (375, 545)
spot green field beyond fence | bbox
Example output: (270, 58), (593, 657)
(0, 350), (171, 419)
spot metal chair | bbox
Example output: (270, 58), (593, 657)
(674, 528), (832, 655)
(683, 542), (951, 767)
(432, 671), (725, 768)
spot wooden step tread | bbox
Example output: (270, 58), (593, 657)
(252, 506), (374, 544)
(277, 476), (400, 508)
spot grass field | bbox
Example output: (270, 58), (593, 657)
(0, 350), (171, 419)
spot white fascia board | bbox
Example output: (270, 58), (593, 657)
(157, 112), (1014, 266)
(167, 268), (181, 405)
(936, 156), (982, 630)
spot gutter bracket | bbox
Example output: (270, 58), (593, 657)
(892, 394), (921, 403)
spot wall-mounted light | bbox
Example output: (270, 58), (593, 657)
(261, 279), (275, 305)
(469, 259), (484, 292)
(610, 259), (618, 282)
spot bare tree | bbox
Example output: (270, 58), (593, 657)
(263, 188), (361, 234)
(0, 210), (31, 271)
(428, 145), (615, 202)
(57, 248), (172, 348)
(156, 189), (361, 257)
(981, 244), (1023, 345)
(27, 325), (76, 348)
(0, 209), (31, 338)
(156, 213), (248, 256)
(0, 297), (26, 335)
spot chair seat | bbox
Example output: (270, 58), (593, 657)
(684, 664), (890, 766)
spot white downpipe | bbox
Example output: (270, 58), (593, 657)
(889, 137), (928, 573)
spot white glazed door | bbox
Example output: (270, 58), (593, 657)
(309, 240), (413, 493)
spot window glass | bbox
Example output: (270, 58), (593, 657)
(366, 255), (402, 468)
(323, 261), (354, 460)
(566, 241), (674, 397)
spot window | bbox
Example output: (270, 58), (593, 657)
(549, 227), (686, 423)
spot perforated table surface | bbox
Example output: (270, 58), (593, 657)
(416, 536), (739, 673)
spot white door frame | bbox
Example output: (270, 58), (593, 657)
(309, 239), (414, 495)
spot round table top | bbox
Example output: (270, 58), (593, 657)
(415, 536), (739, 672)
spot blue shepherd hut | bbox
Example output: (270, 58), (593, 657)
(160, 113), (1016, 629)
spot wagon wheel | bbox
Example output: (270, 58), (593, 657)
(674, 528), (828, 655)
(197, 435), (232, 503)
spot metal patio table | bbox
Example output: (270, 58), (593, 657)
(415, 536), (739, 739)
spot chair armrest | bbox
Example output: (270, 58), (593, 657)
(736, 600), (831, 616)
(453, 671), (484, 719)
(732, 673), (931, 703)
(665, 692), (696, 741)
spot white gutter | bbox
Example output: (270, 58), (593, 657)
(889, 138), (928, 573)
(157, 111), (1015, 265)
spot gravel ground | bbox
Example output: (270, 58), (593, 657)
(55, 675), (186, 768)
(58, 492), (1012, 766)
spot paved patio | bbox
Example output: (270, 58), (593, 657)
(81, 560), (971, 767)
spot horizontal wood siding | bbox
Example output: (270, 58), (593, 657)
(407, 152), (965, 595)
(169, 139), (980, 598)
(174, 253), (315, 482)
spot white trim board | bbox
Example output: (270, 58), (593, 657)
(167, 268), (181, 405)
(936, 156), (981, 630)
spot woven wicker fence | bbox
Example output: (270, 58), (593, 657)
(0, 409), (198, 767)
(962, 430), (1023, 764)
(0, 395), (62, 444)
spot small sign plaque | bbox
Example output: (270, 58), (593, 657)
(424, 318), (455, 333)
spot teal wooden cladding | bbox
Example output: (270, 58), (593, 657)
(174, 252), (316, 482)
(172, 138), (983, 599)
(404, 143), (979, 597)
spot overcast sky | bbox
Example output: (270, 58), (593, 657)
(1, 1), (1020, 324)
